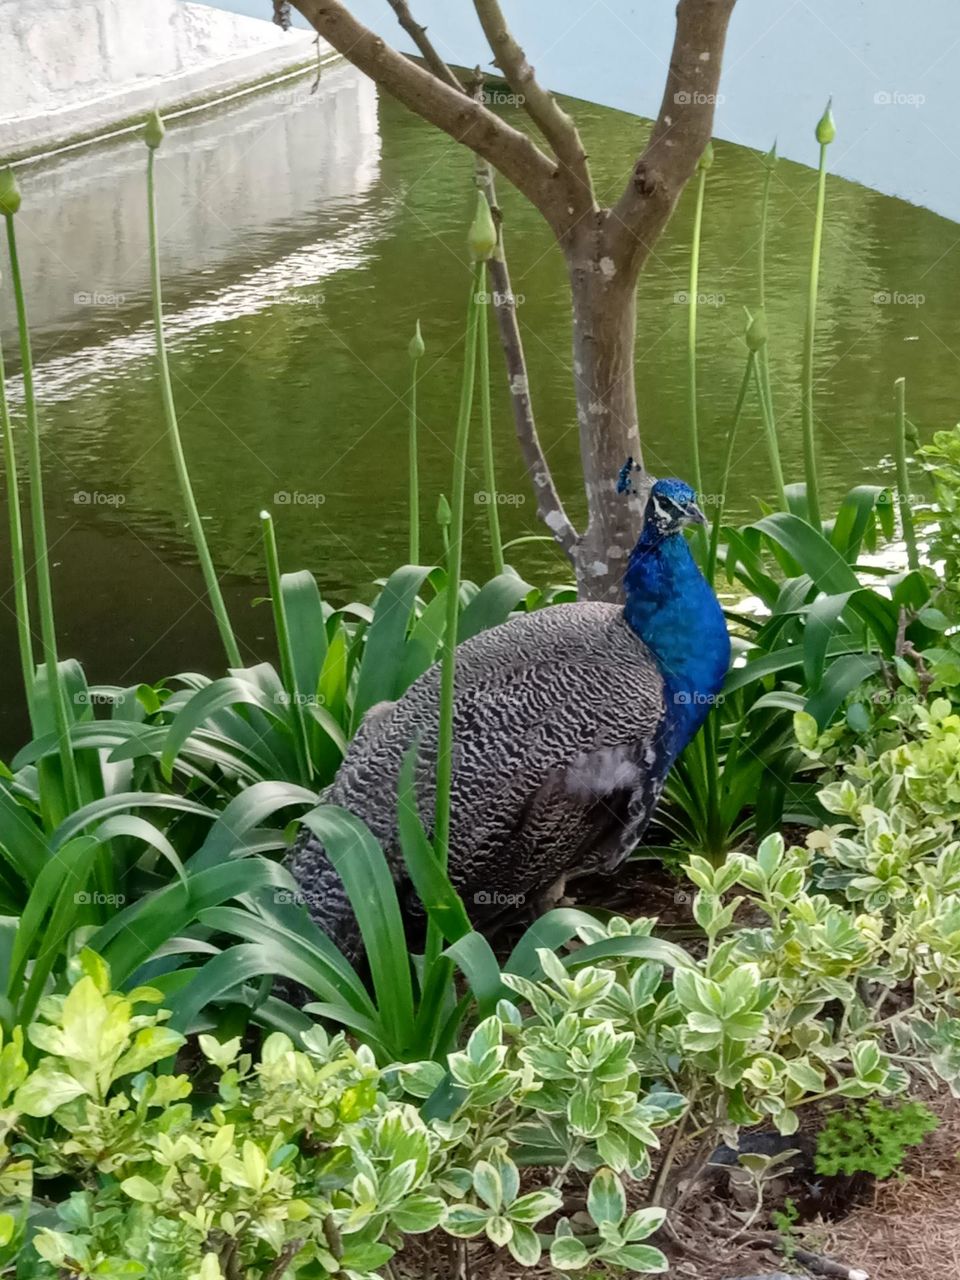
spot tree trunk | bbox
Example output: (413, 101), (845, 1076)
(566, 220), (646, 600)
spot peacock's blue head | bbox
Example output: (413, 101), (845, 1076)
(643, 478), (707, 540)
(617, 460), (706, 543)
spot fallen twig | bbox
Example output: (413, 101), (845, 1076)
(661, 1216), (727, 1267)
(734, 1230), (869, 1280)
(790, 1244), (868, 1280)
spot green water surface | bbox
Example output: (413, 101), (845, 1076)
(1, 70), (958, 748)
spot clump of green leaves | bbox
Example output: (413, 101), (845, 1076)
(726, 1148), (799, 1241)
(675, 837), (908, 1138)
(770, 1196), (800, 1253)
(920, 424), (960, 588)
(549, 1168), (668, 1273)
(5, 954), (416, 1277)
(395, 957), (686, 1185)
(2, 954), (676, 1279)
(443, 1157), (561, 1266)
(815, 1099), (938, 1180)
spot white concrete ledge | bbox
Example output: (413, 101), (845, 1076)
(0, 0), (324, 161)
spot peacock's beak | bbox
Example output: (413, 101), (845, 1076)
(684, 500), (707, 527)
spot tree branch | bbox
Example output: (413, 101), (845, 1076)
(384, 0), (463, 91)
(475, 163), (579, 557)
(607, 0), (737, 270)
(290, 0), (566, 229)
(380, 5), (579, 558)
(472, 0), (596, 225)
(264, 1240), (304, 1280)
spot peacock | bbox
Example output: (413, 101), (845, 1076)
(287, 468), (731, 960)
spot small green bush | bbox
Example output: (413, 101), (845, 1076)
(920, 423), (960, 589)
(815, 1098), (938, 1179)
(0, 950), (676, 1278)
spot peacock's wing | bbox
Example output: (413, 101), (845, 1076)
(437, 652), (670, 912)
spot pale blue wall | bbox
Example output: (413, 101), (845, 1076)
(200, 1), (960, 220)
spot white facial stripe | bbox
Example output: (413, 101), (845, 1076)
(651, 494), (680, 523)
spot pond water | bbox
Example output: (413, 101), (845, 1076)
(1, 65), (959, 750)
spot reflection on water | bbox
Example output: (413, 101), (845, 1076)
(1, 67), (959, 750)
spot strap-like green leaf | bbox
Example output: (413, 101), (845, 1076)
(302, 804), (415, 1056)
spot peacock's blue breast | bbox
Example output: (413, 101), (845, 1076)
(623, 534), (730, 760)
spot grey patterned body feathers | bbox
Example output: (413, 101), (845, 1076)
(287, 602), (670, 960)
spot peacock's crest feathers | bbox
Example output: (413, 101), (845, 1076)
(617, 456), (642, 495)
(617, 463), (702, 526)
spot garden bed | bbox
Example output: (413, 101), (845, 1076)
(387, 1094), (960, 1280)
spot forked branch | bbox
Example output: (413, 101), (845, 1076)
(291, 0), (566, 229)
(472, 0), (596, 225)
(384, 0), (578, 556)
(608, 0), (737, 270)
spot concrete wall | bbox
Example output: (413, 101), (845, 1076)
(3, 62), (381, 355)
(0, 0), (320, 159)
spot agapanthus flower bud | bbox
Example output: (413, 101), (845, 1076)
(144, 110), (166, 151)
(745, 307), (768, 352)
(467, 192), (497, 261)
(815, 100), (836, 146)
(0, 168), (22, 216)
(408, 319), (425, 361)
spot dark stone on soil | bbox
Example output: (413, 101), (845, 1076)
(706, 1129), (817, 1176)
(703, 1130), (873, 1222)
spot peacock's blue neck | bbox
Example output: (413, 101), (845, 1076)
(623, 527), (731, 759)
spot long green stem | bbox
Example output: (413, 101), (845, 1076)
(0, 322), (35, 713)
(758, 152), (774, 310)
(434, 263), (483, 870)
(707, 351), (756, 585)
(408, 353), (421, 564)
(894, 377), (919, 571)
(423, 269), (483, 975)
(260, 511), (312, 784)
(755, 151), (787, 510)
(478, 294), (504, 575)
(698, 701), (724, 864)
(695, 345), (754, 868)
(147, 149), (241, 669)
(801, 141), (829, 530)
(753, 356), (787, 510)
(686, 163), (708, 504)
(4, 213), (79, 813)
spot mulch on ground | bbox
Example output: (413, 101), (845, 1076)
(659, 1093), (960, 1280)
